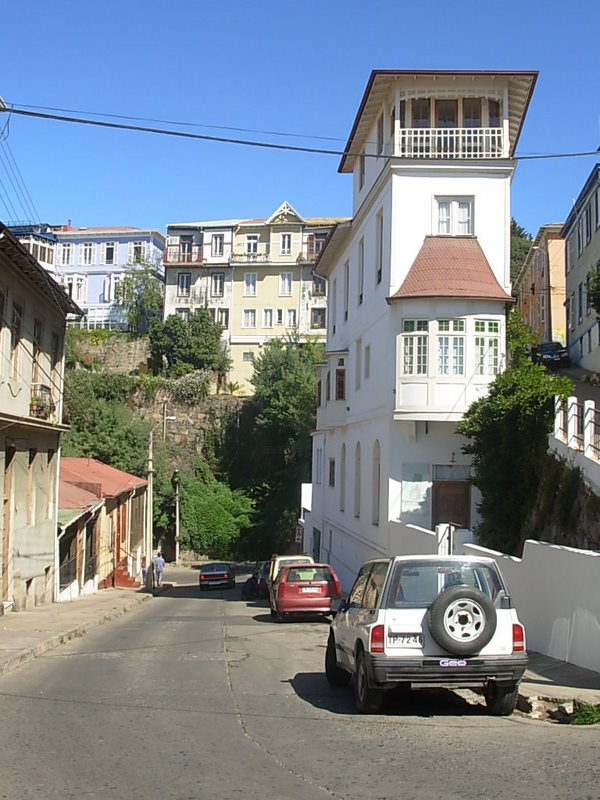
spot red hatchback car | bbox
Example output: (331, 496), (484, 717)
(271, 563), (342, 621)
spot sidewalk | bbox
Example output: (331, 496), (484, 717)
(0, 588), (598, 709)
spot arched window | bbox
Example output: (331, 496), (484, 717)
(372, 440), (381, 525)
(354, 442), (361, 518)
(340, 444), (346, 512)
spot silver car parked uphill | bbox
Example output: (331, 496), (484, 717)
(325, 555), (527, 716)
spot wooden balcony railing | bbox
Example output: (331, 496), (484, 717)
(164, 245), (204, 265)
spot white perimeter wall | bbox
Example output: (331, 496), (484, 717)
(460, 540), (600, 673)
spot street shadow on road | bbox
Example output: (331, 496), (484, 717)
(150, 583), (251, 603)
(288, 671), (487, 718)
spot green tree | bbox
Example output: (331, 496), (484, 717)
(457, 309), (573, 555)
(222, 336), (324, 556)
(510, 218), (533, 283)
(116, 261), (164, 333)
(179, 460), (254, 558)
(148, 308), (230, 377)
(588, 266), (600, 317)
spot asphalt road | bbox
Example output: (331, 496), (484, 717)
(0, 567), (598, 800)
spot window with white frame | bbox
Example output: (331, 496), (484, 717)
(81, 242), (95, 265)
(279, 272), (293, 296)
(585, 204), (592, 244)
(578, 283), (583, 323)
(315, 447), (322, 485)
(211, 272), (224, 296)
(402, 320), (428, 375)
(377, 114), (384, 155)
(287, 308), (297, 327)
(280, 233), (292, 255)
(263, 308), (273, 327)
(474, 319), (500, 375)
(437, 318), (465, 375)
(437, 197), (473, 235)
(60, 242), (72, 266)
(244, 272), (257, 297)
(358, 238), (364, 304)
(340, 444), (346, 512)
(359, 152), (365, 189)
(212, 234), (224, 257)
(176, 308), (190, 322)
(540, 293), (545, 323)
(242, 351), (254, 362)
(372, 440), (381, 525)
(242, 309), (256, 328)
(343, 260), (349, 321)
(276, 308), (284, 325)
(103, 242), (116, 265)
(245, 234), (259, 255)
(376, 210), (383, 285)
(129, 241), (144, 263)
(569, 295), (575, 330)
(587, 273), (592, 315)
(328, 458), (335, 488)
(354, 442), (361, 517)
(216, 308), (229, 328)
(177, 272), (191, 296)
(355, 338), (362, 391)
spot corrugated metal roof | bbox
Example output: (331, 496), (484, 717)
(61, 457), (146, 499)
(388, 236), (513, 302)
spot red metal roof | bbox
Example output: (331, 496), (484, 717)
(388, 236), (513, 303)
(59, 479), (101, 509)
(60, 457), (147, 499)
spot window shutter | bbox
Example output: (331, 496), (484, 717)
(101, 242), (106, 264)
(103, 276), (110, 302)
(128, 242), (134, 263)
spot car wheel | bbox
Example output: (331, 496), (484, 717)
(428, 585), (496, 656)
(485, 682), (519, 716)
(325, 633), (351, 687)
(354, 650), (383, 714)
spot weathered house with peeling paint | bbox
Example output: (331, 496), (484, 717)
(0, 222), (81, 612)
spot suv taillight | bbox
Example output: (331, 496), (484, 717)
(512, 623), (526, 652)
(370, 624), (385, 653)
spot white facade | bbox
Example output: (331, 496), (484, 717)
(561, 165), (600, 369)
(306, 70), (537, 589)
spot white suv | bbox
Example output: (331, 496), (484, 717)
(326, 555), (527, 716)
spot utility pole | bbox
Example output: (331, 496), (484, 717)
(172, 469), (180, 564)
(146, 429), (154, 590)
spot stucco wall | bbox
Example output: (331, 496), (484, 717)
(460, 540), (600, 673)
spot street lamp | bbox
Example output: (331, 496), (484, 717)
(171, 469), (181, 564)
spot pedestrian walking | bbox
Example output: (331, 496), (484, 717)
(154, 552), (165, 587)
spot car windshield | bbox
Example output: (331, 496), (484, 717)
(539, 343), (560, 353)
(384, 560), (504, 607)
(285, 566), (334, 582)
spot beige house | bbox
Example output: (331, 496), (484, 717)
(514, 224), (566, 344)
(163, 202), (347, 393)
(0, 222), (81, 612)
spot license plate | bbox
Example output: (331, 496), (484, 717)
(301, 586), (321, 593)
(387, 632), (423, 647)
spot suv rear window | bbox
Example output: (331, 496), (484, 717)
(385, 560), (503, 607)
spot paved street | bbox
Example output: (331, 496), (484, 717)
(0, 570), (598, 800)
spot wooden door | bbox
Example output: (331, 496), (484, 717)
(432, 481), (470, 529)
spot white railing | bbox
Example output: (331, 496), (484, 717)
(551, 395), (600, 491)
(385, 127), (504, 159)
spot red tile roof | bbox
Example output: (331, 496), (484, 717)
(388, 237), (513, 302)
(60, 458), (147, 499)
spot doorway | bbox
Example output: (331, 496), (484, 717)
(432, 480), (470, 529)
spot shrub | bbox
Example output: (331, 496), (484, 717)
(170, 370), (212, 405)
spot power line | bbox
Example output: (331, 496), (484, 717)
(1, 105), (599, 162)
(6, 102), (348, 145)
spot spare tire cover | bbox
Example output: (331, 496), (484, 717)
(428, 584), (497, 656)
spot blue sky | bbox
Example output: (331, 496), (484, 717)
(1, 0), (598, 237)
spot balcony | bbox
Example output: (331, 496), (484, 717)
(230, 246), (270, 263)
(30, 383), (56, 421)
(386, 127), (504, 160)
(165, 245), (204, 265)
